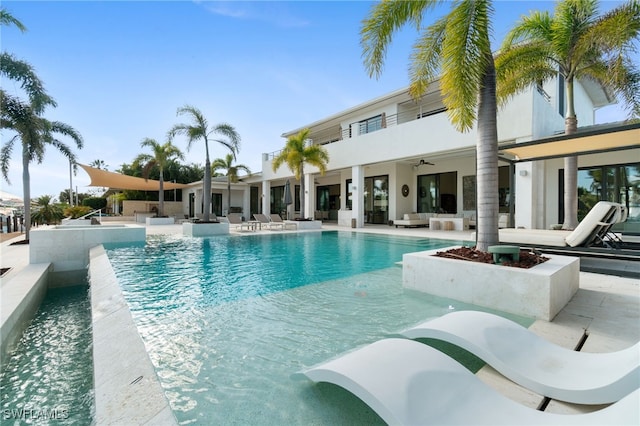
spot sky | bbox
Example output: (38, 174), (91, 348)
(1, 0), (635, 200)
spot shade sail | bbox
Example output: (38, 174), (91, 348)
(499, 122), (640, 162)
(79, 164), (189, 191)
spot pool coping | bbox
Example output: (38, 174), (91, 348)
(89, 245), (177, 425)
(1, 262), (51, 368)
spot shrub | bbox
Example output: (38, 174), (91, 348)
(64, 205), (92, 219)
(82, 197), (107, 211)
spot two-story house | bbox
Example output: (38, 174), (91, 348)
(183, 76), (639, 234)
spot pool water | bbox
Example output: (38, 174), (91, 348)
(0, 285), (94, 425)
(104, 231), (528, 425)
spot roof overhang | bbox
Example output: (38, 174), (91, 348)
(499, 122), (640, 163)
(79, 164), (189, 191)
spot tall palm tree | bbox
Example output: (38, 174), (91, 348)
(170, 105), (240, 222)
(272, 128), (329, 219)
(135, 137), (184, 217)
(496, 0), (640, 230)
(211, 153), (251, 216)
(361, 0), (499, 250)
(0, 95), (83, 239)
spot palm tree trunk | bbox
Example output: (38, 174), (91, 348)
(562, 79), (579, 230)
(475, 53), (499, 252)
(299, 166), (305, 219)
(22, 145), (31, 240)
(227, 179), (231, 217)
(158, 170), (165, 217)
(203, 158), (211, 222)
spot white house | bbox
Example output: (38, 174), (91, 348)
(183, 77), (639, 235)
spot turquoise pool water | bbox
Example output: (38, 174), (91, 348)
(104, 231), (526, 425)
(0, 286), (94, 425)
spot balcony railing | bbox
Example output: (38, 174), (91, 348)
(263, 106), (447, 160)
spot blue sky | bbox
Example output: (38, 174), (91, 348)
(1, 0), (634, 199)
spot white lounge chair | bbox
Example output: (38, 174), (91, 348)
(269, 214), (297, 230)
(253, 213), (283, 231)
(295, 338), (639, 426)
(400, 311), (640, 404)
(493, 201), (623, 247)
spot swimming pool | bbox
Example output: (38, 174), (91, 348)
(104, 231), (525, 424)
(0, 285), (94, 425)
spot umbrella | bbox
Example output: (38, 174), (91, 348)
(282, 180), (292, 219)
(283, 179), (292, 206)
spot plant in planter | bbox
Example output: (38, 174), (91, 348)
(135, 136), (184, 218)
(170, 105), (241, 223)
(211, 153), (251, 216)
(272, 128), (329, 220)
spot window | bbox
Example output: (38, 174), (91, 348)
(573, 162), (640, 234)
(417, 172), (457, 214)
(346, 176), (389, 223)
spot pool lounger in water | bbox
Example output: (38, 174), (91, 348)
(294, 338), (640, 426)
(400, 310), (640, 404)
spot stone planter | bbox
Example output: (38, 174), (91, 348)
(402, 246), (579, 321)
(182, 222), (229, 237)
(145, 217), (175, 226)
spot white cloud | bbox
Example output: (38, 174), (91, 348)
(198, 1), (310, 28)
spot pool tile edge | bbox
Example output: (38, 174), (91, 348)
(89, 245), (177, 425)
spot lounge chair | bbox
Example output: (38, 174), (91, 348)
(400, 311), (639, 404)
(226, 213), (254, 231)
(253, 213), (283, 231)
(294, 338), (639, 426)
(490, 201), (623, 248)
(269, 214), (297, 230)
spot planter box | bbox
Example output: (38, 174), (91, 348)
(182, 222), (229, 237)
(145, 217), (175, 226)
(285, 220), (322, 230)
(402, 246), (579, 321)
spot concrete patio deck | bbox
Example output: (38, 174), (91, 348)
(1, 221), (638, 419)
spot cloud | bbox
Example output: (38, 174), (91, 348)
(197, 1), (310, 28)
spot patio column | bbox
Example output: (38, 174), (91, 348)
(352, 165), (364, 228)
(304, 173), (315, 220)
(262, 180), (271, 216)
(243, 186), (251, 221)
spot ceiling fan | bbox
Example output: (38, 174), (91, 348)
(413, 159), (435, 168)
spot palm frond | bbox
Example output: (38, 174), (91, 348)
(361, 0), (440, 79)
(0, 53), (56, 114)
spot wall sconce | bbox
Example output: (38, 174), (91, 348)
(352, 186), (357, 190)
(519, 170), (528, 177)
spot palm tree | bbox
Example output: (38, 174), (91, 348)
(135, 137), (184, 217)
(361, 0), (499, 251)
(89, 159), (109, 170)
(211, 153), (251, 216)
(0, 95), (83, 239)
(170, 105), (240, 222)
(272, 128), (329, 219)
(496, 0), (640, 229)
(31, 194), (64, 225)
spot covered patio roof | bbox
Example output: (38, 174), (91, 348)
(499, 122), (640, 163)
(79, 164), (188, 191)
